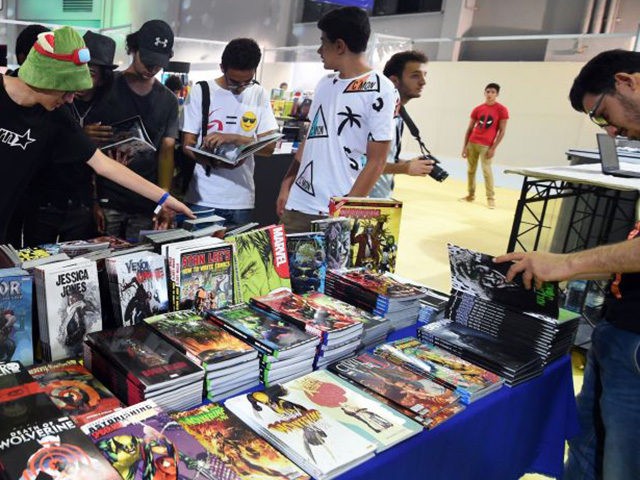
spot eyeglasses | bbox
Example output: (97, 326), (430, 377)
(225, 73), (258, 92)
(587, 92), (610, 128)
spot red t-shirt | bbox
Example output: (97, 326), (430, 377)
(468, 102), (509, 147)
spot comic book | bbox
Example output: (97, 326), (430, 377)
(28, 358), (123, 426)
(186, 132), (283, 166)
(282, 370), (422, 451)
(0, 413), (120, 479)
(225, 384), (376, 480)
(82, 399), (228, 480)
(227, 224), (291, 302)
(250, 290), (363, 344)
(329, 196), (402, 273)
(374, 337), (504, 404)
(172, 403), (309, 480)
(176, 242), (236, 313)
(101, 115), (156, 154)
(286, 232), (326, 295)
(328, 353), (462, 423)
(105, 251), (169, 327)
(0, 268), (33, 367)
(84, 324), (203, 393)
(310, 217), (352, 270)
(33, 258), (102, 361)
(207, 303), (319, 359)
(144, 310), (257, 371)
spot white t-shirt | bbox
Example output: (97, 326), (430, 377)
(286, 71), (398, 215)
(182, 80), (278, 209)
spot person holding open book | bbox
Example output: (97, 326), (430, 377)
(181, 38), (279, 228)
(0, 26), (193, 245)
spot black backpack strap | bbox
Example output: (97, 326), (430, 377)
(197, 81), (212, 176)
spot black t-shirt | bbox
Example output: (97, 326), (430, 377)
(0, 75), (96, 242)
(93, 73), (178, 213)
(605, 272), (640, 334)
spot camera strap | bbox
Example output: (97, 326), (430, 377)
(399, 106), (431, 158)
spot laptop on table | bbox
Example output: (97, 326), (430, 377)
(596, 133), (640, 178)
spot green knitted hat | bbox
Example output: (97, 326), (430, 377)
(18, 26), (92, 91)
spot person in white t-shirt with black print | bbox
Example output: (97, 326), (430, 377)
(277, 6), (399, 234)
(181, 38), (279, 227)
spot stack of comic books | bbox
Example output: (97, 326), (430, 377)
(144, 310), (260, 402)
(33, 257), (102, 361)
(328, 352), (464, 429)
(374, 337), (504, 404)
(329, 196), (403, 273)
(162, 237), (236, 313)
(182, 213), (225, 231)
(227, 224), (291, 302)
(286, 231), (327, 294)
(281, 370), (422, 451)
(207, 303), (320, 386)
(302, 291), (391, 350)
(250, 290), (364, 369)
(83, 324), (204, 411)
(0, 361), (120, 479)
(0, 244), (70, 269)
(0, 267), (33, 367)
(310, 217), (352, 270)
(105, 250), (169, 327)
(442, 245), (579, 370)
(82, 399), (233, 480)
(325, 268), (426, 329)
(140, 228), (194, 251)
(172, 403), (310, 480)
(225, 384), (377, 480)
(28, 358), (123, 426)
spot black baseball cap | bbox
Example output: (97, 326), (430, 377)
(137, 19), (173, 68)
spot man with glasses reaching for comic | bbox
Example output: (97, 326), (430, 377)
(181, 38), (279, 227)
(495, 49), (640, 480)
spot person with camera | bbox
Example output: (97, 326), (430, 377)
(370, 50), (435, 199)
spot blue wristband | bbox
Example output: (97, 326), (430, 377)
(154, 192), (170, 215)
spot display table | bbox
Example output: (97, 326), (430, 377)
(340, 346), (579, 480)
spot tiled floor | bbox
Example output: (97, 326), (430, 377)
(392, 173), (584, 480)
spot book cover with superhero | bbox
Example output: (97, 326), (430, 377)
(227, 225), (291, 302)
(250, 290), (363, 342)
(329, 197), (402, 273)
(374, 337), (503, 404)
(328, 353), (461, 420)
(448, 244), (559, 318)
(225, 384), (376, 480)
(106, 251), (169, 327)
(0, 267), (33, 367)
(286, 232), (326, 295)
(282, 370), (422, 452)
(28, 358), (123, 427)
(208, 303), (318, 358)
(35, 258), (102, 361)
(310, 217), (352, 270)
(0, 414), (120, 480)
(82, 399), (225, 480)
(328, 268), (425, 301)
(84, 324), (203, 391)
(178, 243), (235, 313)
(172, 403), (309, 480)
(144, 310), (255, 369)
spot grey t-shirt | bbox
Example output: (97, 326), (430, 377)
(370, 115), (403, 199)
(94, 73), (178, 213)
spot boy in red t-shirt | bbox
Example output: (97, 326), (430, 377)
(461, 83), (509, 209)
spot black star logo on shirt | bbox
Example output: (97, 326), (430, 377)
(11, 129), (36, 150)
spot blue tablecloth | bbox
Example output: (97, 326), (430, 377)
(338, 337), (579, 480)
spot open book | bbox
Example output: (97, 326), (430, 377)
(186, 132), (283, 166)
(100, 115), (156, 155)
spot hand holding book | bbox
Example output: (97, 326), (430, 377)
(187, 132), (283, 167)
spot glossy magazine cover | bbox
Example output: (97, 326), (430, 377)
(0, 268), (33, 366)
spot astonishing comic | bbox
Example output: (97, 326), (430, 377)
(28, 358), (123, 427)
(144, 310), (255, 369)
(82, 400), (226, 480)
(208, 303), (318, 358)
(227, 225), (291, 302)
(329, 197), (402, 273)
(286, 232), (326, 295)
(172, 403), (309, 480)
(0, 268), (33, 366)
